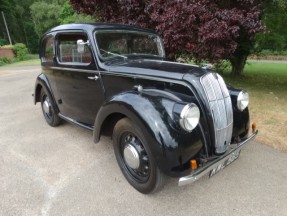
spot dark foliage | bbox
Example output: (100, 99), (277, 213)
(0, 0), (39, 52)
(256, 1), (287, 52)
(71, 0), (264, 76)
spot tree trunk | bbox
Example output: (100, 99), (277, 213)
(230, 54), (248, 77)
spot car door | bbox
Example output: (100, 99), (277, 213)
(53, 31), (105, 126)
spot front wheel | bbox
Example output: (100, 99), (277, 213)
(112, 118), (165, 194)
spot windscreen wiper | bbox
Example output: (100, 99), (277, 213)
(100, 49), (127, 60)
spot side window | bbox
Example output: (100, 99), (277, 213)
(43, 36), (54, 62)
(57, 33), (92, 64)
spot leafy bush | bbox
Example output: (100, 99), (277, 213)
(12, 43), (28, 61)
(214, 60), (232, 74)
(258, 50), (287, 56)
(1, 45), (13, 48)
(0, 57), (15, 66)
(0, 38), (8, 46)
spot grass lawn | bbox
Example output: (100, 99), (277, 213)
(4, 58), (40, 67)
(221, 62), (287, 152)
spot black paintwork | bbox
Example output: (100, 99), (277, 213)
(34, 23), (251, 178)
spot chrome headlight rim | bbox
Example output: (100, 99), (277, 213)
(179, 103), (200, 132)
(237, 90), (249, 111)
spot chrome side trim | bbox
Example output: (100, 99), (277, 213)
(143, 59), (199, 68)
(58, 113), (94, 131)
(178, 130), (258, 186)
(50, 67), (97, 74)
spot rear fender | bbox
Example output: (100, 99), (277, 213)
(34, 73), (59, 113)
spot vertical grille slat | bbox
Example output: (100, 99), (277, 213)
(218, 75), (230, 97)
(201, 76), (217, 101)
(209, 76), (224, 100)
(201, 73), (233, 154)
(218, 99), (227, 126)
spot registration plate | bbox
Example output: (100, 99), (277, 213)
(209, 149), (241, 178)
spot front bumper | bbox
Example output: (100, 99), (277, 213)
(178, 130), (258, 186)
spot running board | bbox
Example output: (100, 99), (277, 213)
(58, 113), (94, 131)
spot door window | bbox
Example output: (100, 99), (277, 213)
(57, 33), (92, 64)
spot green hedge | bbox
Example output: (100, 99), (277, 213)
(0, 57), (15, 66)
(12, 43), (28, 61)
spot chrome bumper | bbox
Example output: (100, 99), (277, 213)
(178, 130), (258, 186)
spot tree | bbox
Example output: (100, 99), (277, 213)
(59, 1), (95, 24)
(71, 0), (264, 76)
(256, 0), (287, 52)
(30, 2), (62, 37)
(1, 0), (93, 53)
(30, 0), (95, 38)
(0, 0), (39, 52)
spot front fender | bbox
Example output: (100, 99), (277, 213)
(94, 91), (203, 177)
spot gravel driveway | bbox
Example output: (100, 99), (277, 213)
(0, 66), (287, 216)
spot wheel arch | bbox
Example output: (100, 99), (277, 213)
(34, 83), (43, 104)
(93, 91), (198, 177)
(34, 73), (59, 113)
(97, 112), (127, 139)
(93, 91), (179, 144)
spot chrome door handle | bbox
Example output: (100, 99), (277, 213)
(88, 75), (99, 80)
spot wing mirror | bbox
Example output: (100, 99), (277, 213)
(202, 63), (213, 70)
(77, 39), (89, 53)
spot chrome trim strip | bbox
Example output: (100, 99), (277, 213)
(50, 67), (97, 74)
(143, 59), (199, 68)
(178, 130), (258, 186)
(58, 113), (94, 131)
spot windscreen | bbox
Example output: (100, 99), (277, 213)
(95, 30), (165, 59)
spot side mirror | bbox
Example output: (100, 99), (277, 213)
(202, 63), (213, 70)
(77, 39), (89, 53)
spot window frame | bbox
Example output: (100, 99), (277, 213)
(41, 34), (55, 64)
(55, 31), (93, 66)
(94, 30), (166, 62)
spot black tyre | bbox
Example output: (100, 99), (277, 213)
(112, 118), (165, 194)
(40, 88), (61, 127)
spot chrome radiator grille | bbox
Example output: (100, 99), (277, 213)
(201, 73), (233, 154)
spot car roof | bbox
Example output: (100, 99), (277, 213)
(46, 23), (158, 35)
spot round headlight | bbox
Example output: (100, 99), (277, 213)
(179, 103), (200, 132)
(237, 91), (249, 111)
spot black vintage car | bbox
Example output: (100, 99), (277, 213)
(34, 23), (258, 194)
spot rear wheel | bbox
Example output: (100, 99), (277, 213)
(112, 118), (165, 194)
(40, 89), (61, 127)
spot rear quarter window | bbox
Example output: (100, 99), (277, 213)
(42, 36), (54, 62)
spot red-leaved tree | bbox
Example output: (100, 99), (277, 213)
(70, 0), (264, 76)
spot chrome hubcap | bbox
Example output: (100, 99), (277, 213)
(121, 133), (150, 182)
(123, 144), (140, 169)
(43, 98), (51, 115)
